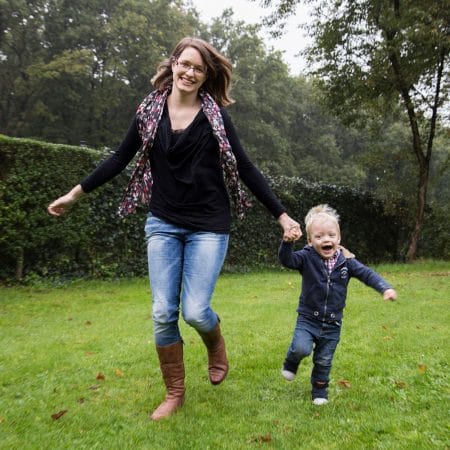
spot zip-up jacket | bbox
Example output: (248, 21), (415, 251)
(279, 242), (392, 322)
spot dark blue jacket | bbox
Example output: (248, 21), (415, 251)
(279, 242), (392, 322)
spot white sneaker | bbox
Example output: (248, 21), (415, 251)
(312, 398), (329, 405)
(281, 369), (296, 381)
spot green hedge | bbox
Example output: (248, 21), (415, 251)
(0, 135), (412, 281)
(0, 135), (146, 281)
(227, 176), (405, 270)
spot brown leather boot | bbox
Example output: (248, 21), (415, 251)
(150, 341), (185, 421)
(199, 323), (228, 385)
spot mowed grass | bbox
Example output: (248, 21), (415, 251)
(0, 261), (449, 449)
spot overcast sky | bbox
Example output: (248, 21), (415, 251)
(189, 0), (311, 74)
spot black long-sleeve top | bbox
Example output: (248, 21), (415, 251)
(81, 105), (285, 233)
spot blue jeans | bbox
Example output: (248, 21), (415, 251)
(145, 214), (229, 346)
(283, 315), (341, 398)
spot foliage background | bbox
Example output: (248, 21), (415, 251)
(1, 135), (439, 281)
(0, 0), (449, 280)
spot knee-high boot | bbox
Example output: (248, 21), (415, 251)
(150, 341), (185, 421)
(199, 323), (228, 385)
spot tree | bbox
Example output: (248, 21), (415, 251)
(0, 0), (199, 147)
(203, 10), (297, 175)
(1, 0), (364, 181)
(203, 10), (365, 182)
(260, 0), (449, 261)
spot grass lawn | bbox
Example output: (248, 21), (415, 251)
(0, 261), (449, 449)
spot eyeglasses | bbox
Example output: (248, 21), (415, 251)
(174, 59), (207, 76)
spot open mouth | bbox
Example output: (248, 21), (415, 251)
(321, 245), (333, 251)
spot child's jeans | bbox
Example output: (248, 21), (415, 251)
(283, 314), (341, 398)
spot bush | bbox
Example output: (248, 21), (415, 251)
(228, 176), (404, 270)
(0, 135), (146, 280)
(418, 204), (450, 260)
(0, 135), (423, 281)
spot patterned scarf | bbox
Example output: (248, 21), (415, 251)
(118, 88), (251, 218)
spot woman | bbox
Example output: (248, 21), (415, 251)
(48, 37), (302, 420)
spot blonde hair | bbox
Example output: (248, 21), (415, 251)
(151, 37), (234, 107)
(305, 204), (340, 239)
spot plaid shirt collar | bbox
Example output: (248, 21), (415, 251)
(323, 249), (340, 273)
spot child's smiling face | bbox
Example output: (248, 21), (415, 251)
(308, 218), (341, 259)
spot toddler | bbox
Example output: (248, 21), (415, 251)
(279, 204), (397, 405)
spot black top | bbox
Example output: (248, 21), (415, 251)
(81, 105), (285, 233)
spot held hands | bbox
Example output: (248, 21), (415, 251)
(47, 185), (84, 217)
(383, 288), (397, 301)
(277, 213), (302, 242)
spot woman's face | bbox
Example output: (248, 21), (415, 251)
(171, 47), (207, 95)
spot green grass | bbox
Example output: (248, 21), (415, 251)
(1, 261), (449, 449)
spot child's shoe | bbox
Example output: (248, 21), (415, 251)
(281, 369), (296, 381)
(312, 381), (328, 404)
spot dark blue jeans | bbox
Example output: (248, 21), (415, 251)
(283, 314), (341, 399)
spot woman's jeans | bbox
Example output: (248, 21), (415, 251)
(145, 214), (229, 347)
(283, 314), (341, 398)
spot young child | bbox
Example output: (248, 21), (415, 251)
(279, 204), (397, 405)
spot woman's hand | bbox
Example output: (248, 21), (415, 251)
(47, 184), (84, 217)
(277, 212), (302, 242)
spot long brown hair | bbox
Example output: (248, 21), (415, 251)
(151, 37), (234, 107)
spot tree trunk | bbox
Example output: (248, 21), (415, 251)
(15, 247), (24, 281)
(382, 8), (443, 262)
(405, 162), (429, 262)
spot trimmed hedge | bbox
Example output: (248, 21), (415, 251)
(0, 135), (145, 280)
(1, 135), (409, 281)
(227, 176), (404, 270)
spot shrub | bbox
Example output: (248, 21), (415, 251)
(228, 176), (404, 270)
(0, 135), (145, 280)
(0, 135), (418, 281)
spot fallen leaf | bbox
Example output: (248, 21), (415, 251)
(395, 381), (406, 389)
(418, 364), (427, 373)
(51, 410), (67, 420)
(96, 372), (105, 381)
(252, 434), (272, 443)
(338, 379), (351, 388)
(85, 351), (96, 356)
(88, 385), (99, 390)
(114, 368), (124, 377)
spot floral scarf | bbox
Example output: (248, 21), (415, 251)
(118, 88), (250, 218)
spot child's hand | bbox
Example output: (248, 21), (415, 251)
(383, 288), (397, 301)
